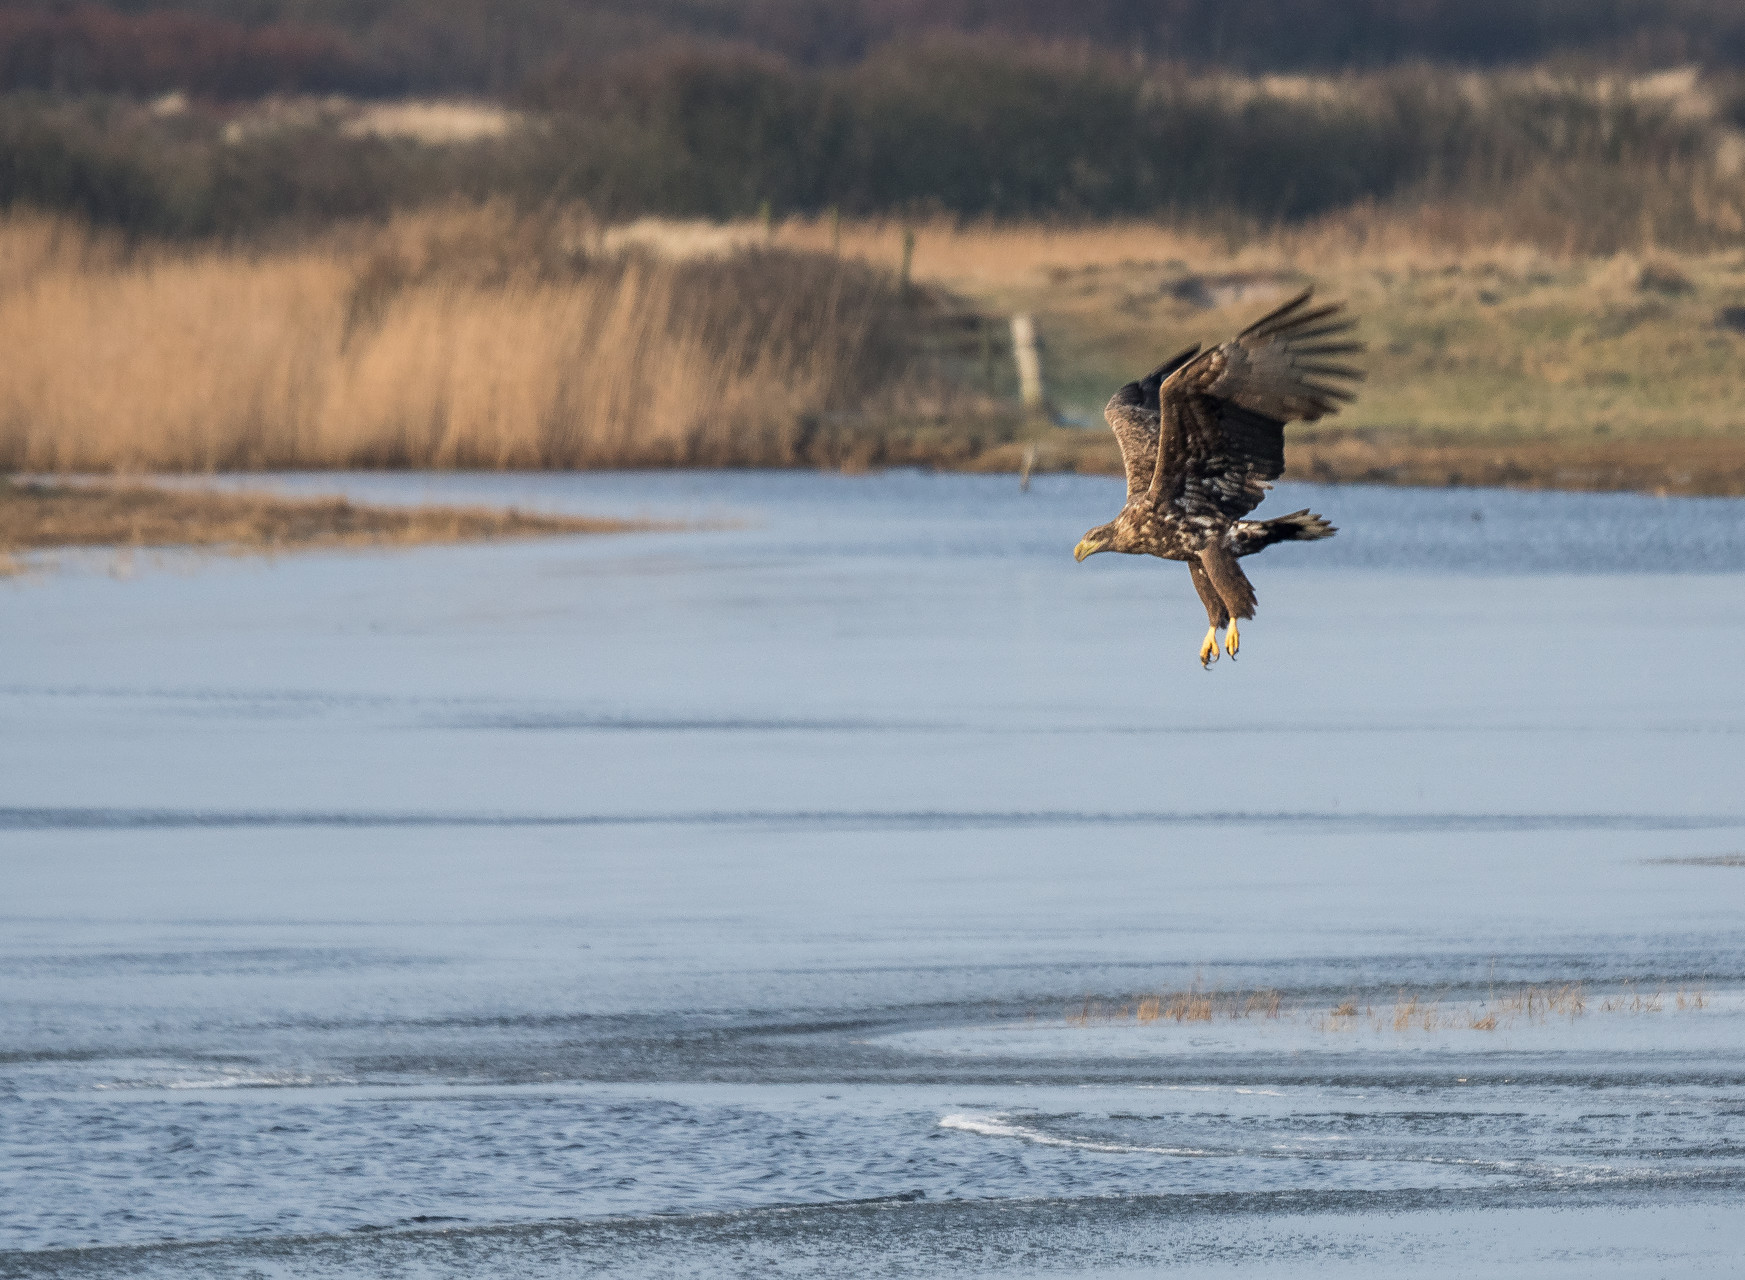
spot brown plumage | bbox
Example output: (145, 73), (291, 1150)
(1072, 289), (1363, 667)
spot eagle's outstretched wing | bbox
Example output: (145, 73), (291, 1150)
(1105, 345), (1199, 499)
(1145, 289), (1363, 520)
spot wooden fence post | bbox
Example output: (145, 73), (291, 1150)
(1010, 313), (1047, 418)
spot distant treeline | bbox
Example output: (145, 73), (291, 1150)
(0, 7), (374, 97)
(4, 48), (1742, 251)
(534, 46), (1741, 233)
(6, 0), (1745, 99)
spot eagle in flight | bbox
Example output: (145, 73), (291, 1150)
(1073, 290), (1363, 667)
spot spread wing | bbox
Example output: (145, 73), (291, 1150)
(1149, 289), (1363, 521)
(1105, 345), (1199, 499)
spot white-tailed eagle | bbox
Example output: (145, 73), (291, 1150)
(1073, 290), (1363, 666)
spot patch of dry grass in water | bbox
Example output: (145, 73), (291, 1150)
(1066, 981), (1710, 1034)
(0, 479), (640, 571)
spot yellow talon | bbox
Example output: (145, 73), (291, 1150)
(1224, 619), (1241, 658)
(1199, 625), (1220, 668)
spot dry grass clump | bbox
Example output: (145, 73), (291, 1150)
(1067, 980), (1714, 1035)
(1073, 987), (1284, 1026)
(1134, 992), (1214, 1024)
(0, 478), (637, 567)
(0, 206), (990, 475)
(1598, 981), (1710, 1013)
(1319, 984), (1588, 1033)
(1314, 981), (1715, 1032)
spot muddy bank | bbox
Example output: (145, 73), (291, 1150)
(959, 428), (1745, 498)
(0, 480), (638, 570)
(1283, 431), (1745, 498)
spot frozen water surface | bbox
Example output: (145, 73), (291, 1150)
(3, 471), (1744, 1277)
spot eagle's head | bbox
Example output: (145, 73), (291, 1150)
(1074, 521), (1119, 561)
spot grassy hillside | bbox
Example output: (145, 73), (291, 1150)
(788, 212), (1745, 493)
(801, 217), (1745, 441)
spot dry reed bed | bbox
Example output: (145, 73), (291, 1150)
(0, 208), (973, 474)
(1066, 981), (1711, 1035)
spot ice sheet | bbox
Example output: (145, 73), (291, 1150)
(3, 472), (1744, 1275)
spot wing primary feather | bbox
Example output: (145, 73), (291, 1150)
(1237, 288), (1314, 338)
(1278, 321), (1357, 342)
(1248, 303), (1342, 338)
(1142, 345), (1202, 385)
(1146, 398), (1187, 499)
(1139, 345), (1202, 410)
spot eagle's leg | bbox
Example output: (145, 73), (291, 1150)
(1187, 561), (1229, 668)
(1199, 544), (1257, 661)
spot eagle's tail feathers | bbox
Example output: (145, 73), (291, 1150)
(1238, 510), (1336, 553)
(1264, 509), (1336, 542)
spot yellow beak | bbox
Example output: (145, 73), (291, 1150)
(1074, 537), (1099, 562)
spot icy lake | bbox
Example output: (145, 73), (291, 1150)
(3, 470), (1745, 1278)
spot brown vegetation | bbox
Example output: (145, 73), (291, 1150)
(1065, 980), (1712, 1034)
(0, 477), (637, 572)
(0, 207), (998, 474)
(6, 201), (1745, 493)
(786, 213), (1745, 495)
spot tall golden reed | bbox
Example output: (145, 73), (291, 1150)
(0, 206), (932, 473)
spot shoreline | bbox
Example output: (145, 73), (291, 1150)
(964, 429), (1745, 499)
(0, 480), (642, 573)
(7, 436), (1742, 571)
